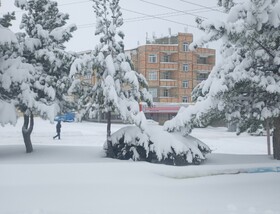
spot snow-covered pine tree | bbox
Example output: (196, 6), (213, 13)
(14, 0), (77, 152)
(91, 0), (152, 157)
(0, 13), (39, 152)
(164, 0), (280, 159)
(68, 51), (96, 121)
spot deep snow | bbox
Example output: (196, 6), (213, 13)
(0, 117), (280, 214)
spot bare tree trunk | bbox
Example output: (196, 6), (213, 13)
(106, 111), (115, 158)
(273, 116), (280, 160)
(22, 111), (34, 153)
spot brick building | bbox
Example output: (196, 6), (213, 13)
(127, 32), (215, 103)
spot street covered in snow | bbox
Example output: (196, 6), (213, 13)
(0, 118), (279, 214)
(1, 0), (280, 213)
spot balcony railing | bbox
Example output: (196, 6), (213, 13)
(159, 80), (177, 88)
(158, 97), (178, 103)
(160, 62), (178, 70)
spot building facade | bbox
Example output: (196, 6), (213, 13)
(128, 33), (215, 103)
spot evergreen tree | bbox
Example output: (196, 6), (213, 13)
(164, 0), (280, 159)
(91, 0), (152, 157)
(0, 14), (39, 153)
(14, 0), (77, 152)
(68, 52), (96, 121)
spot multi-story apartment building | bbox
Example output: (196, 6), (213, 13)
(75, 33), (216, 123)
(128, 32), (215, 103)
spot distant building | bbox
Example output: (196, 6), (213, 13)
(127, 32), (216, 103)
(76, 33), (216, 124)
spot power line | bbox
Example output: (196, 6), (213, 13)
(59, 0), (90, 6)
(179, 0), (225, 14)
(139, 0), (207, 20)
(77, 7), (219, 29)
(12, 0), (92, 13)
(10, 0), (210, 30)
(122, 7), (197, 28)
(125, 7), (219, 22)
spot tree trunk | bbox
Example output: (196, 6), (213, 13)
(106, 111), (115, 158)
(22, 111), (34, 153)
(272, 116), (280, 160)
(266, 120), (271, 155)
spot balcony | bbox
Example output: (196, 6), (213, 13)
(159, 88), (177, 99)
(159, 62), (178, 70)
(193, 64), (213, 71)
(158, 97), (178, 103)
(159, 79), (177, 88)
(160, 46), (178, 54)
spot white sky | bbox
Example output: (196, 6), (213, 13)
(0, 0), (226, 57)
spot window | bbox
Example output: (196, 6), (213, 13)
(162, 54), (170, 62)
(197, 56), (207, 64)
(183, 63), (189, 72)
(197, 72), (209, 81)
(183, 42), (189, 52)
(162, 71), (170, 79)
(163, 88), (169, 97)
(182, 96), (188, 103)
(148, 71), (157, 80)
(149, 88), (157, 98)
(182, 80), (188, 88)
(149, 54), (157, 63)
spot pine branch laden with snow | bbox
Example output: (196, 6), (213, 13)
(164, 0), (280, 141)
(104, 125), (211, 166)
(90, 0), (153, 158)
(14, 0), (77, 119)
(0, 24), (36, 126)
(0, 12), (16, 28)
(89, 0), (152, 124)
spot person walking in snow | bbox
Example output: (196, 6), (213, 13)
(53, 121), (62, 140)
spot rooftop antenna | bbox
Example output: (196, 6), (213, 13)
(146, 32), (148, 44)
(168, 28), (171, 44)
(184, 27), (188, 33)
(152, 32), (156, 41)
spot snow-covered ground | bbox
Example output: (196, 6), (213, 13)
(0, 117), (279, 214)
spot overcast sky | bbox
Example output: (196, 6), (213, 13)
(0, 0), (226, 57)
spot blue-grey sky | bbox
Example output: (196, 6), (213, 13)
(0, 0), (226, 56)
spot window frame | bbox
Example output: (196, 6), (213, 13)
(182, 80), (188, 88)
(182, 96), (188, 103)
(148, 70), (158, 80)
(149, 88), (158, 98)
(163, 88), (169, 97)
(183, 63), (189, 72)
(183, 42), (189, 52)
(162, 54), (171, 62)
(197, 56), (207, 64)
(148, 54), (157, 63)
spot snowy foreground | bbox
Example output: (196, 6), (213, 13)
(0, 118), (280, 214)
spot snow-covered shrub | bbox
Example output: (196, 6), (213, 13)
(104, 125), (211, 166)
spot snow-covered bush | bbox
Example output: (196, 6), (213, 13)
(104, 125), (210, 166)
